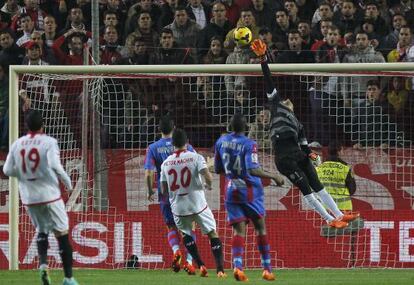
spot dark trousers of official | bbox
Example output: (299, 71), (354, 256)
(274, 150), (324, 196)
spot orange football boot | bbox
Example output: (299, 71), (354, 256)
(328, 219), (349, 229)
(171, 250), (182, 273)
(217, 271), (227, 278)
(341, 212), (360, 223)
(262, 270), (275, 281)
(200, 265), (208, 277)
(233, 268), (248, 282)
(183, 261), (196, 275)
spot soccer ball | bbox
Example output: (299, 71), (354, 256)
(233, 27), (252, 46)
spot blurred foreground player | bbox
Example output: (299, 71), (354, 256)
(3, 110), (79, 285)
(250, 39), (360, 229)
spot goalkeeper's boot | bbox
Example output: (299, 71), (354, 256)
(183, 261), (196, 275)
(171, 250), (182, 273)
(233, 268), (248, 282)
(39, 267), (51, 285)
(328, 219), (348, 229)
(262, 270), (276, 281)
(217, 271), (227, 278)
(62, 277), (79, 285)
(341, 212), (360, 223)
(200, 265), (208, 277)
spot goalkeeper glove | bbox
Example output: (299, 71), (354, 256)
(250, 39), (267, 62)
(309, 153), (322, 167)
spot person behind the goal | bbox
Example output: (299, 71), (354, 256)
(250, 39), (360, 229)
(214, 113), (285, 282)
(144, 115), (196, 274)
(160, 128), (226, 278)
(3, 110), (79, 285)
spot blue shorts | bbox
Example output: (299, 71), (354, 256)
(225, 197), (265, 225)
(160, 202), (175, 226)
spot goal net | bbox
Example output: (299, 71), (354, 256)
(1, 64), (413, 270)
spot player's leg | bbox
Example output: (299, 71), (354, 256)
(245, 200), (275, 281)
(174, 215), (207, 276)
(49, 200), (79, 285)
(300, 158), (359, 222)
(26, 205), (51, 285)
(197, 208), (225, 277)
(226, 201), (249, 281)
(161, 202), (183, 272)
(276, 156), (347, 228)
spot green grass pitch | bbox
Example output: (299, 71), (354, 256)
(1, 269), (413, 285)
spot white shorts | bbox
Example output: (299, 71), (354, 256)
(174, 207), (216, 236)
(26, 199), (69, 234)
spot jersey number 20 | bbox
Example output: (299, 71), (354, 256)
(168, 167), (191, 191)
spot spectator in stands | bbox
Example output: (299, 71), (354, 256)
(52, 29), (91, 65)
(117, 37), (150, 65)
(100, 0), (128, 31)
(23, 41), (48, 65)
(61, 7), (88, 34)
(364, 1), (388, 37)
(164, 6), (201, 61)
(258, 27), (281, 63)
(202, 36), (228, 64)
(343, 31), (385, 95)
(10, 0), (47, 32)
(0, 10), (10, 30)
(149, 28), (194, 64)
(284, 0), (300, 27)
(250, 0), (274, 30)
(158, 0), (182, 30)
(228, 84), (257, 123)
(1, 0), (22, 18)
(386, 76), (411, 114)
(296, 0), (318, 22)
(58, 0), (92, 30)
(0, 62), (8, 150)
(380, 13), (407, 56)
(125, 0), (161, 38)
(221, 0), (242, 28)
(129, 12), (159, 52)
(311, 19), (332, 49)
(272, 8), (292, 47)
(315, 25), (347, 63)
(21, 31), (57, 65)
(101, 26), (122, 64)
(186, 0), (211, 30)
(42, 15), (58, 48)
(312, 1), (333, 28)
(248, 108), (271, 150)
(224, 9), (259, 51)
(16, 13), (35, 47)
(276, 29), (315, 63)
(387, 26), (413, 62)
(298, 20), (313, 50)
(101, 11), (122, 41)
(0, 30), (24, 70)
(197, 1), (231, 58)
(359, 18), (381, 49)
(333, 0), (361, 35)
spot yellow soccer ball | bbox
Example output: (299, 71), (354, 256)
(233, 27), (252, 46)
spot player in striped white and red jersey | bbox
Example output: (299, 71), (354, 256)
(3, 110), (79, 285)
(160, 129), (226, 278)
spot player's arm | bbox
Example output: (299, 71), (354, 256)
(249, 168), (284, 186)
(251, 39), (280, 103)
(144, 147), (156, 201)
(298, 127), (322, 167)
(213, 142), (225, 174)
(3, 144), (17, 177)
(48, 140), (72, 190)
(159, 164), (169, 195)
(198, 154), (213, 190)
(345, 168), (357, 196)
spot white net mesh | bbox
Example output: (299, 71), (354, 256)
(1, 68), (413, 270)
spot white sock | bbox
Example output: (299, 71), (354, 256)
(316, 189), (344, 219)
(39, 264), (48, 270)
(303, 193), (335, 222)
(267, 88), (277, 99)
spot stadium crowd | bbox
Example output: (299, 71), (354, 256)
(0, 0), (414, 150)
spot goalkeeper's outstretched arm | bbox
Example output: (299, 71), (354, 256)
(250, 39), (281, 104)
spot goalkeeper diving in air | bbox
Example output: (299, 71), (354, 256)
(250, 39), (360, 229)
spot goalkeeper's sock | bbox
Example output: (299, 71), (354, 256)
(232, 235), (244, 270)
(183, 235), (204, 267)
(256, 234), (272, 272)
(186, 231), (196, 265)
(36, 232), (49, 266)
(167, 228), (180, 254)
(210, 237), (224, 273)
(303, 193), (335, 222)
(57, 234), (73, 278)
(316, 189), (343, 218)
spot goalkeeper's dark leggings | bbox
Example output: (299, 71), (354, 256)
(275, 151), (324, 196)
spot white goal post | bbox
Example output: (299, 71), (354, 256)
(8, 63), (414, 270)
